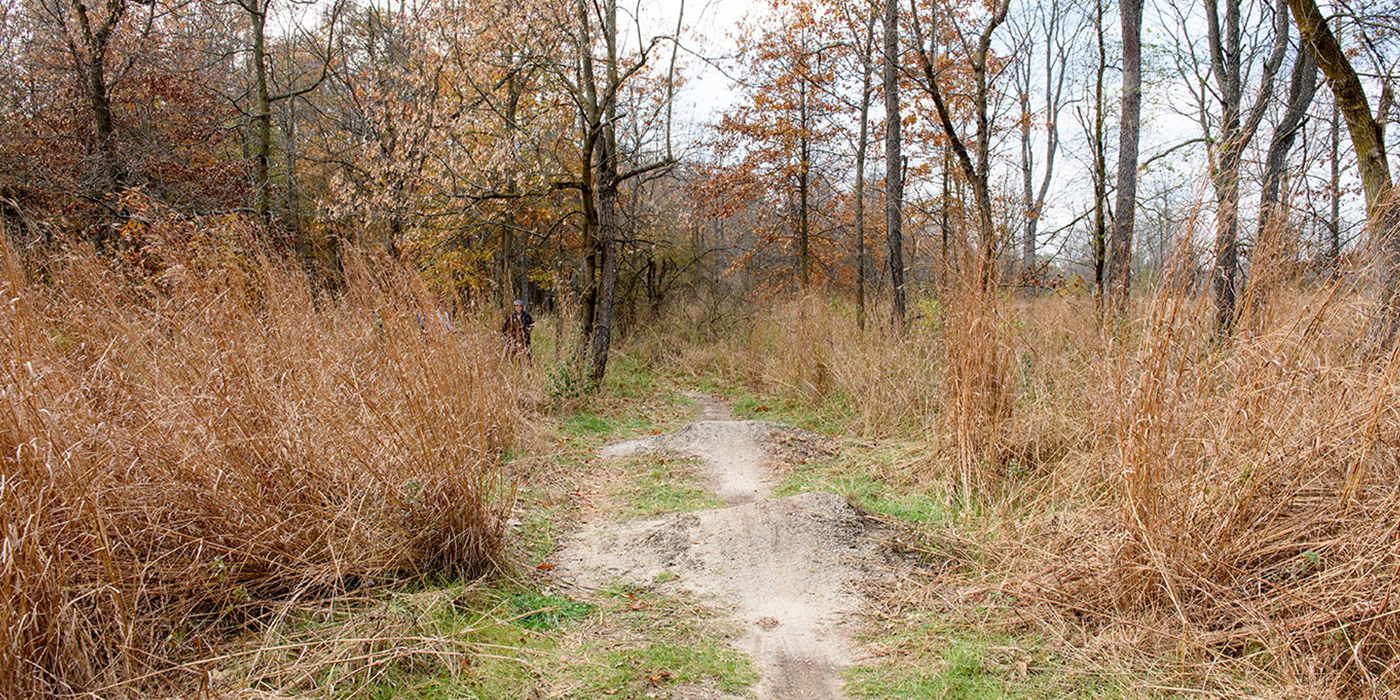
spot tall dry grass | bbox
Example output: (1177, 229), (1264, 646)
(630, 294), (942, 437)
(1010, 286), (1400, 695)
(632, 238), (1400, 693)
(0, 219), (525, 696)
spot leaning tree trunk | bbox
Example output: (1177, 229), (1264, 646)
(1287, 0), (1400, 350)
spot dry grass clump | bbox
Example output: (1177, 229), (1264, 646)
(632, 294), (940, 437)
(0, 221), (525, 697)
(991, 275), (1400, 695)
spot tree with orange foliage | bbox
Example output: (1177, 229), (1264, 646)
(708, 0), (847, 292)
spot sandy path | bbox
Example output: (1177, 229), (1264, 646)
(556, 394), (877, 699)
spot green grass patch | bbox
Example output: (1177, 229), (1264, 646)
(567, 638), (756, 698)
(501, 589), (595, 631)
(724, 384), (858, 435)
(602, 350), (659, 399)
(610, 454), (723, 520)
(557, 409), (653, 440)
(773, 440), (960, 526)
(238, 576), (756, 700)
(847, 617), (1138, 700)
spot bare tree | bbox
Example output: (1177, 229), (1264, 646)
(565, 0), (675, 382)
(1072, 0), (1111, 298)
(42, 0), (142, 199)
(1256, 46), (1319, 243)
(910, 0), (1012, 290)
(847, 0), (878, 329)
(1200, 0), (1289, 331)
(230, 0), (340, 229)
(1007, 0), (1085, 278)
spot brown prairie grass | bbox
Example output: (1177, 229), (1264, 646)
(0, 223), (526, 697)
(633, 254), (1400, 695)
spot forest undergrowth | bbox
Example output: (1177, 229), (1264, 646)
(626, 270), (1400, 698)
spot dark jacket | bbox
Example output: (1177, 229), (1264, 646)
(502, 310), (533, 346)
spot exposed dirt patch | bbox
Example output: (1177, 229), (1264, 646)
(555, 394), (884, 699)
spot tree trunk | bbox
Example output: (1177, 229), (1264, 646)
(591, 170), (619, 382)
(577, 127), (600, 351)
(854, 10), (876, 330)
(1211, 162), (1242, 330)
(252, 0), (273, 229)
(1287, 0), (1400, 349)
(884, 0), (906, 328)
(1091, 0), (1107, 299)
(911, 0), (1010, 293)
(66, 0), (127, 201)
(1204, 0), (1288, 333)
(940, 145), (951, 288)
(87, 48), (118, 191)
(1329, 102), (1342, 271)
(798, 75), (811, 289)
(1106, 0), (1143, 307)
(1257, 49), (1319, 241)
(589, 0), (622, 383)
(1019, 88), (1035, 274)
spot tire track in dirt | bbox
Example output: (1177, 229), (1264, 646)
(554, 394), (881, 699)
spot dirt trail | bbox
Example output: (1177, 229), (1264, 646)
(555, 394), (880, 699)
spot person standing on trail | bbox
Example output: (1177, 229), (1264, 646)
(501, 299), (533, 355)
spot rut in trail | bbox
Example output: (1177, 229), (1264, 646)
(554, 394), (883, 700)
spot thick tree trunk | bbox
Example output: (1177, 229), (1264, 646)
(87, 53), (118, 191)
(589, 0), (622, 383)
(591, 171), (619, 382)
(67, 0), (127, 201)
(577, 135), (600, 350)
(1288, 0), (1400, 349)
(1106, 0), (1143, 307)
(973, 177), (996, 289)
(1211, 162), (1242, 330)
(574, 0), (600, 354)
(884, 0), (906, 328)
